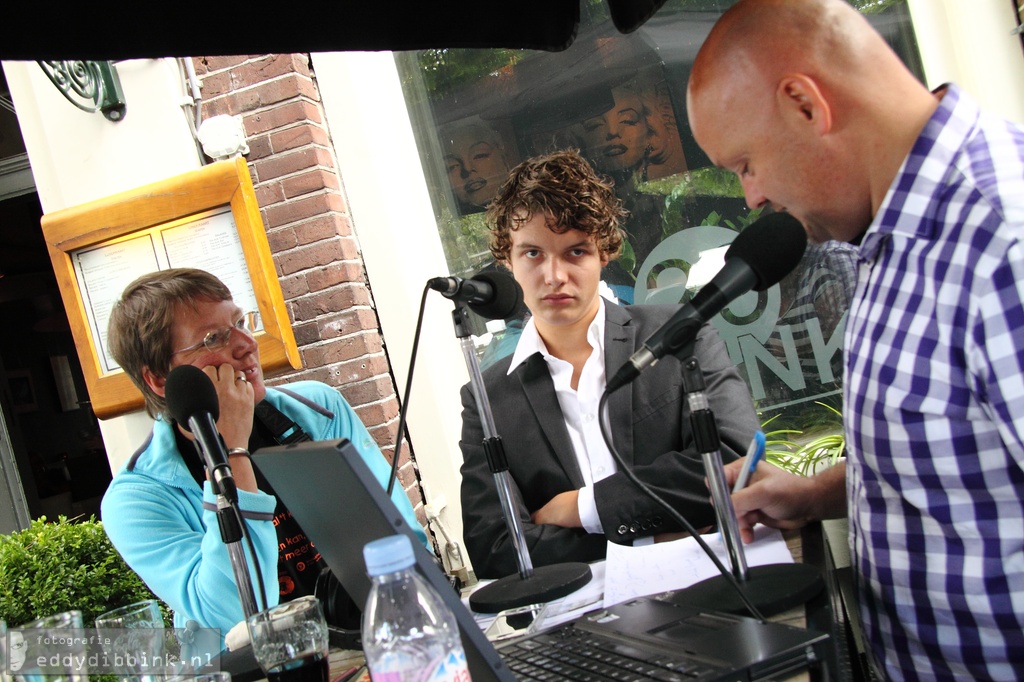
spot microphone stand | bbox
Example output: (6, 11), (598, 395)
(680, 357), (749, 580)
(668, 355), (824, 617)
(216, 490), (261, 620)
(191, 419), (261, 619)
(451, 303), (592, 613)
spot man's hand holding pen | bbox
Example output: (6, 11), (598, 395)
(723, 433), (848, 544)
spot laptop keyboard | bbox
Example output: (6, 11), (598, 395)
(500, 627), (724, 681)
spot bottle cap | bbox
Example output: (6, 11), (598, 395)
(485, 319), (506, 334)
(363, 534), (416, 576)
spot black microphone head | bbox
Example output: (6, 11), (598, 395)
(165, 365), (219, 430)
(725, 212), (808, 291)
(469, 269), (523, 320)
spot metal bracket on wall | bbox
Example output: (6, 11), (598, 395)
(36, 60), (126, 122)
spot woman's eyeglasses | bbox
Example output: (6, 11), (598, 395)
(172, 310), (260, 355)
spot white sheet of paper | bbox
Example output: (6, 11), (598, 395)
(602, 525), (793, 608)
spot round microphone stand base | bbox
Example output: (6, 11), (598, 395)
(469, 562), (593, 614)
(668, 563), (824, 618)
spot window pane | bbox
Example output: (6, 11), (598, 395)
(395, 0), (923, 432)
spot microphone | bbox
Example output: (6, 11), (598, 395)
(428, 270), (523, 320)
(165, 365), (237, 503)
(608, 212), (807, 393)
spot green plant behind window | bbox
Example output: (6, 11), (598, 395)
(0, 515), (169, 628)
(761, 403), (846, 477)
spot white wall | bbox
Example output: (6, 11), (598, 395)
(3, 59), (201, 213)
(908, 0), (1024, 122)
(3, 58), (203, 471)
(311, 52), (473, 568)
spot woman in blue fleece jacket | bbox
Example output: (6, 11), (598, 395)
(100, 269), (425, 638)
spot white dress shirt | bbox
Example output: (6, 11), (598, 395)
(507, 299), (615, 533)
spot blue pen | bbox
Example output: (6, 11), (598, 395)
(733, 430), (766, 493)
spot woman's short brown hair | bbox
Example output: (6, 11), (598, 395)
(486, 149), (628, 265)
(107, 268), (232, 420)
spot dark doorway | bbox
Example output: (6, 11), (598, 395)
(0, 68), (112, 533)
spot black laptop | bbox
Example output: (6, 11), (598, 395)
(252, 439), (832, 681)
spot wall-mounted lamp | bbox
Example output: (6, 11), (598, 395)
(197, 115), (249, 161)
(37, 60), (126, 122)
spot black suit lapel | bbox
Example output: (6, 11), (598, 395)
(604, 303), (635, 465)
(516, 353), (585, 487)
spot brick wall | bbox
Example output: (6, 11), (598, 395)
(190, 54), (425, 527)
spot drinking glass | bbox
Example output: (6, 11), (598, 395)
(3, 622), (27, 682)
(95, 599), (167, 682)
(246, 596), (329, 682)
(1, 619), (8, 682)
(16, 610), (87, 682)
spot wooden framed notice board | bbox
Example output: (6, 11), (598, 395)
(40, 157), (301, 420)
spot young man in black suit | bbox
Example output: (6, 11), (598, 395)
(459, 149), (760, 578)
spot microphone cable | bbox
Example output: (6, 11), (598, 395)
(185, 433), (270, 613)
(235, 501), (269, 612)
(385, 271), (520, 494)
(386, 281), (430, 497)
(597, 388), (766, 622)
(188, 433), (269, 614)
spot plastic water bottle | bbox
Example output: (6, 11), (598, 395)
(362, 535), (471, 682)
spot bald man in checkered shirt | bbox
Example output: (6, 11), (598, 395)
(688, 1), (1024, 680)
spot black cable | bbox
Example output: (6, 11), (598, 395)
(387, 282), (430, 497)
(1014, 0), (1024, 60)
(597, 388), (765, 622)
(234, 503), (268, 612)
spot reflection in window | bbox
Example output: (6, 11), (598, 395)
(395, 0), (923, 428)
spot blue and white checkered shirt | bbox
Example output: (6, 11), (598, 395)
(845, 84), (1024, 681)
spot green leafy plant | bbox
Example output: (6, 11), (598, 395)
(699, 207), (765, 231)
(639, 168), (762, 245)
(761, 403), (846, 476)
(0, 515), (169, 628)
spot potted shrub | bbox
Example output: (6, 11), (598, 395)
(0, 515), (168, 628)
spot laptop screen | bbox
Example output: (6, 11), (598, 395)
(252, 438), (515, 681)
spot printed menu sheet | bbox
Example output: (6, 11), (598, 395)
(72, 207), (259, 374)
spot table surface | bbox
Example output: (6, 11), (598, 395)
(320, 527), (830, 682)
(326, 649), (367, 682)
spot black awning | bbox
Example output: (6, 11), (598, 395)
(1, 1), (667, 60)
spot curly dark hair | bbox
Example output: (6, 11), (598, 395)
(486, 149), (628, 265)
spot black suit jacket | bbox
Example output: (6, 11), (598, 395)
(459, 302), (760, 578)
